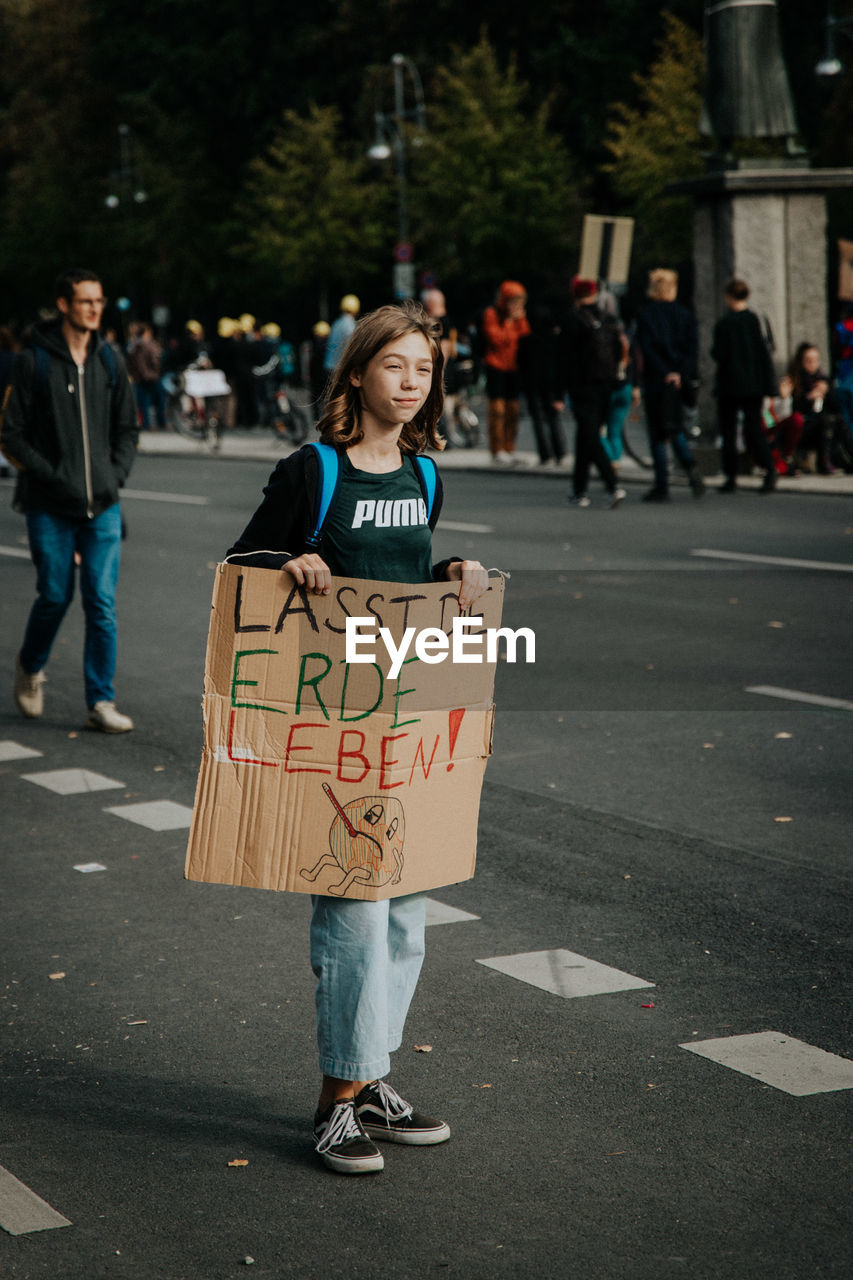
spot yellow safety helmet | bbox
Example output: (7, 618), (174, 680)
(313, 320), (331, 337)
(185, 319), (203, 336)
(217, 316), (237, 338)
(260, 322), (281, 339)
(339, 294), (360, 315)
(237, 312), (256, 333)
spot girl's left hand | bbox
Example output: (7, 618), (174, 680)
(445, 559), (489, 611)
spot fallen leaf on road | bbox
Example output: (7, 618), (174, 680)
(604, 1151), (627, 1156)
(153, 765), (165, 772)
(775, 732), (793, 739)
(767, 621), (785, 628)
(414, 1044), (433, 1053)
(702, 743), (714, 749)
(774, 816), (793, 823)
(728, 598), (739, 605)
(623, 874), (631, 880)
(473, 1083), (493, 1088)
(67, 731), (78, 739)
(228, 1159), (249, 1167)
(49, 972), (66, 980)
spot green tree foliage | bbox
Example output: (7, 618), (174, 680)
(237, 104), (391, 313)
(602, 13), (705, 268)
(412, 37), (582, 291)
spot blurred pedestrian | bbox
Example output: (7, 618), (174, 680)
(0, 268), (138, 731)
(482, 281), (530, 465)
(324, 294), (360, 373)
(518, 303), (566, 465)
(635, 268), (705, 502)
(308, 321), (330, 420)
(711, 279), (778, 493)
(0, 326), (20, 477)
(555, 277), (626, 507)
(127, 321), (166, 431)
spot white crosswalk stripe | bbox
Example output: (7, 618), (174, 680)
(476, 948), (655, 999)
(0, 740), (43, 762)
(104, 799), (193, 830)
(680, 1032), (853, 1096)
(22, 768), (125, 795)
(0, 1164), (72, 1235)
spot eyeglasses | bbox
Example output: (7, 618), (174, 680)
(76, 299), (107, 309)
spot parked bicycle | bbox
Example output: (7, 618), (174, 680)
(165, 363), (230, 450)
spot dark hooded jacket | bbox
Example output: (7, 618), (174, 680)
(0, 320), (138, 519)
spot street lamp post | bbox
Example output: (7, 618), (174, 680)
(816, 2), (853, 78)
(104, 123), (148, 328)
(367, 54), (426, 300)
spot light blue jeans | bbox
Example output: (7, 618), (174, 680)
(310, 893), (426, 1080)
(20, 504), (123, 707)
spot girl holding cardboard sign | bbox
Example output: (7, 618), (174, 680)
(228, 301), (488, 1174)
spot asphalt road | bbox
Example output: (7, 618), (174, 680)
(1, 460), (851, 1280)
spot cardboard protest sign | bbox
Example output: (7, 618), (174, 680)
(185, 563), (504, 901)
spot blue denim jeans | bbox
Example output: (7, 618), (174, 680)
(310, 892), (426, 1080)
(20, 504), (123, 707)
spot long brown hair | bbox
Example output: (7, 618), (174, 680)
(318, 301), (446, 454)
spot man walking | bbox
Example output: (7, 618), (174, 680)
(1, 268), (139, 731)
(555, 277), (626, 507)
(711, 278), (778, 493)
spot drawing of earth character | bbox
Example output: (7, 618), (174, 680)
(299, 782), (406, 897)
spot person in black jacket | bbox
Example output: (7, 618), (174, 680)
(228, 301), (488, 1176)
(554, 278), (626, 507)
(635, 268), (705, 502)
(1, 268), (138, 732)
(711, 279), (778, 493)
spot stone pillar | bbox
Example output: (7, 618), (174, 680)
(674, 166), (853, 435)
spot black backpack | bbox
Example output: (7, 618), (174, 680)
(576, 306), (621, 382)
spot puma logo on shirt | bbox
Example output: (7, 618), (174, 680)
(351, 498), (428, 530)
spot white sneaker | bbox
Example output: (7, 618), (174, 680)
(87, 701), (134, 733)
(567, 494), (591, 508)
(608, 487), (627, 508)
(492, 451), (511, 466)
(14, 657), (46, 718)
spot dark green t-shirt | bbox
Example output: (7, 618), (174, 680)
(322, 452), (434, 585)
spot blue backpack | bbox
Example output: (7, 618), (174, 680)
(304, 441), (437, 550)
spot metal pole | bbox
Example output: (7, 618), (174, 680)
(392, 55), (408, 247)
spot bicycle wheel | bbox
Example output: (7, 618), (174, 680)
(171, 395), (208, 442)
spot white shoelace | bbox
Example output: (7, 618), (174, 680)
(369, 1080), (413, 1123)
(315, 1100), (364, 1154)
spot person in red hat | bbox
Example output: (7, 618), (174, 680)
(554, 277), (627, 508)
(481, 281), (530, 464)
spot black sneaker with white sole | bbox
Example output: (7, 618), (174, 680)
(355, 1080), (451, 1146)
(313, 1099), (384, 1174)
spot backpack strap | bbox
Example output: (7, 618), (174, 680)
(303, 444), (438, 550)
(412, 454), (438, 520)
(305, 441), (342, 549)
(99, 341), (118, 388)
(33, 345), (51, 405)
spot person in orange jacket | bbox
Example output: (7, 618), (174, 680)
(482, 281), (530, 464)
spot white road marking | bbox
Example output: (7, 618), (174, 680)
(747, 685), (853, 713)
(104, 799), (193, 830)
(680, 1031), (853, 1096)
(425, 899), (480, 926)
(0, 544), (30, 559)
(476, 948), (654, 999)
(0, 741), (43, 762)
(121, 488), (210, 506)
(438, 520), (494, 534)
(691, 548), (853, 573)
(22, 768), (125, 795)
(0, 1164), (71, 1235)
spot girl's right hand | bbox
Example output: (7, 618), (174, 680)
(283, 553), (332, 595)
